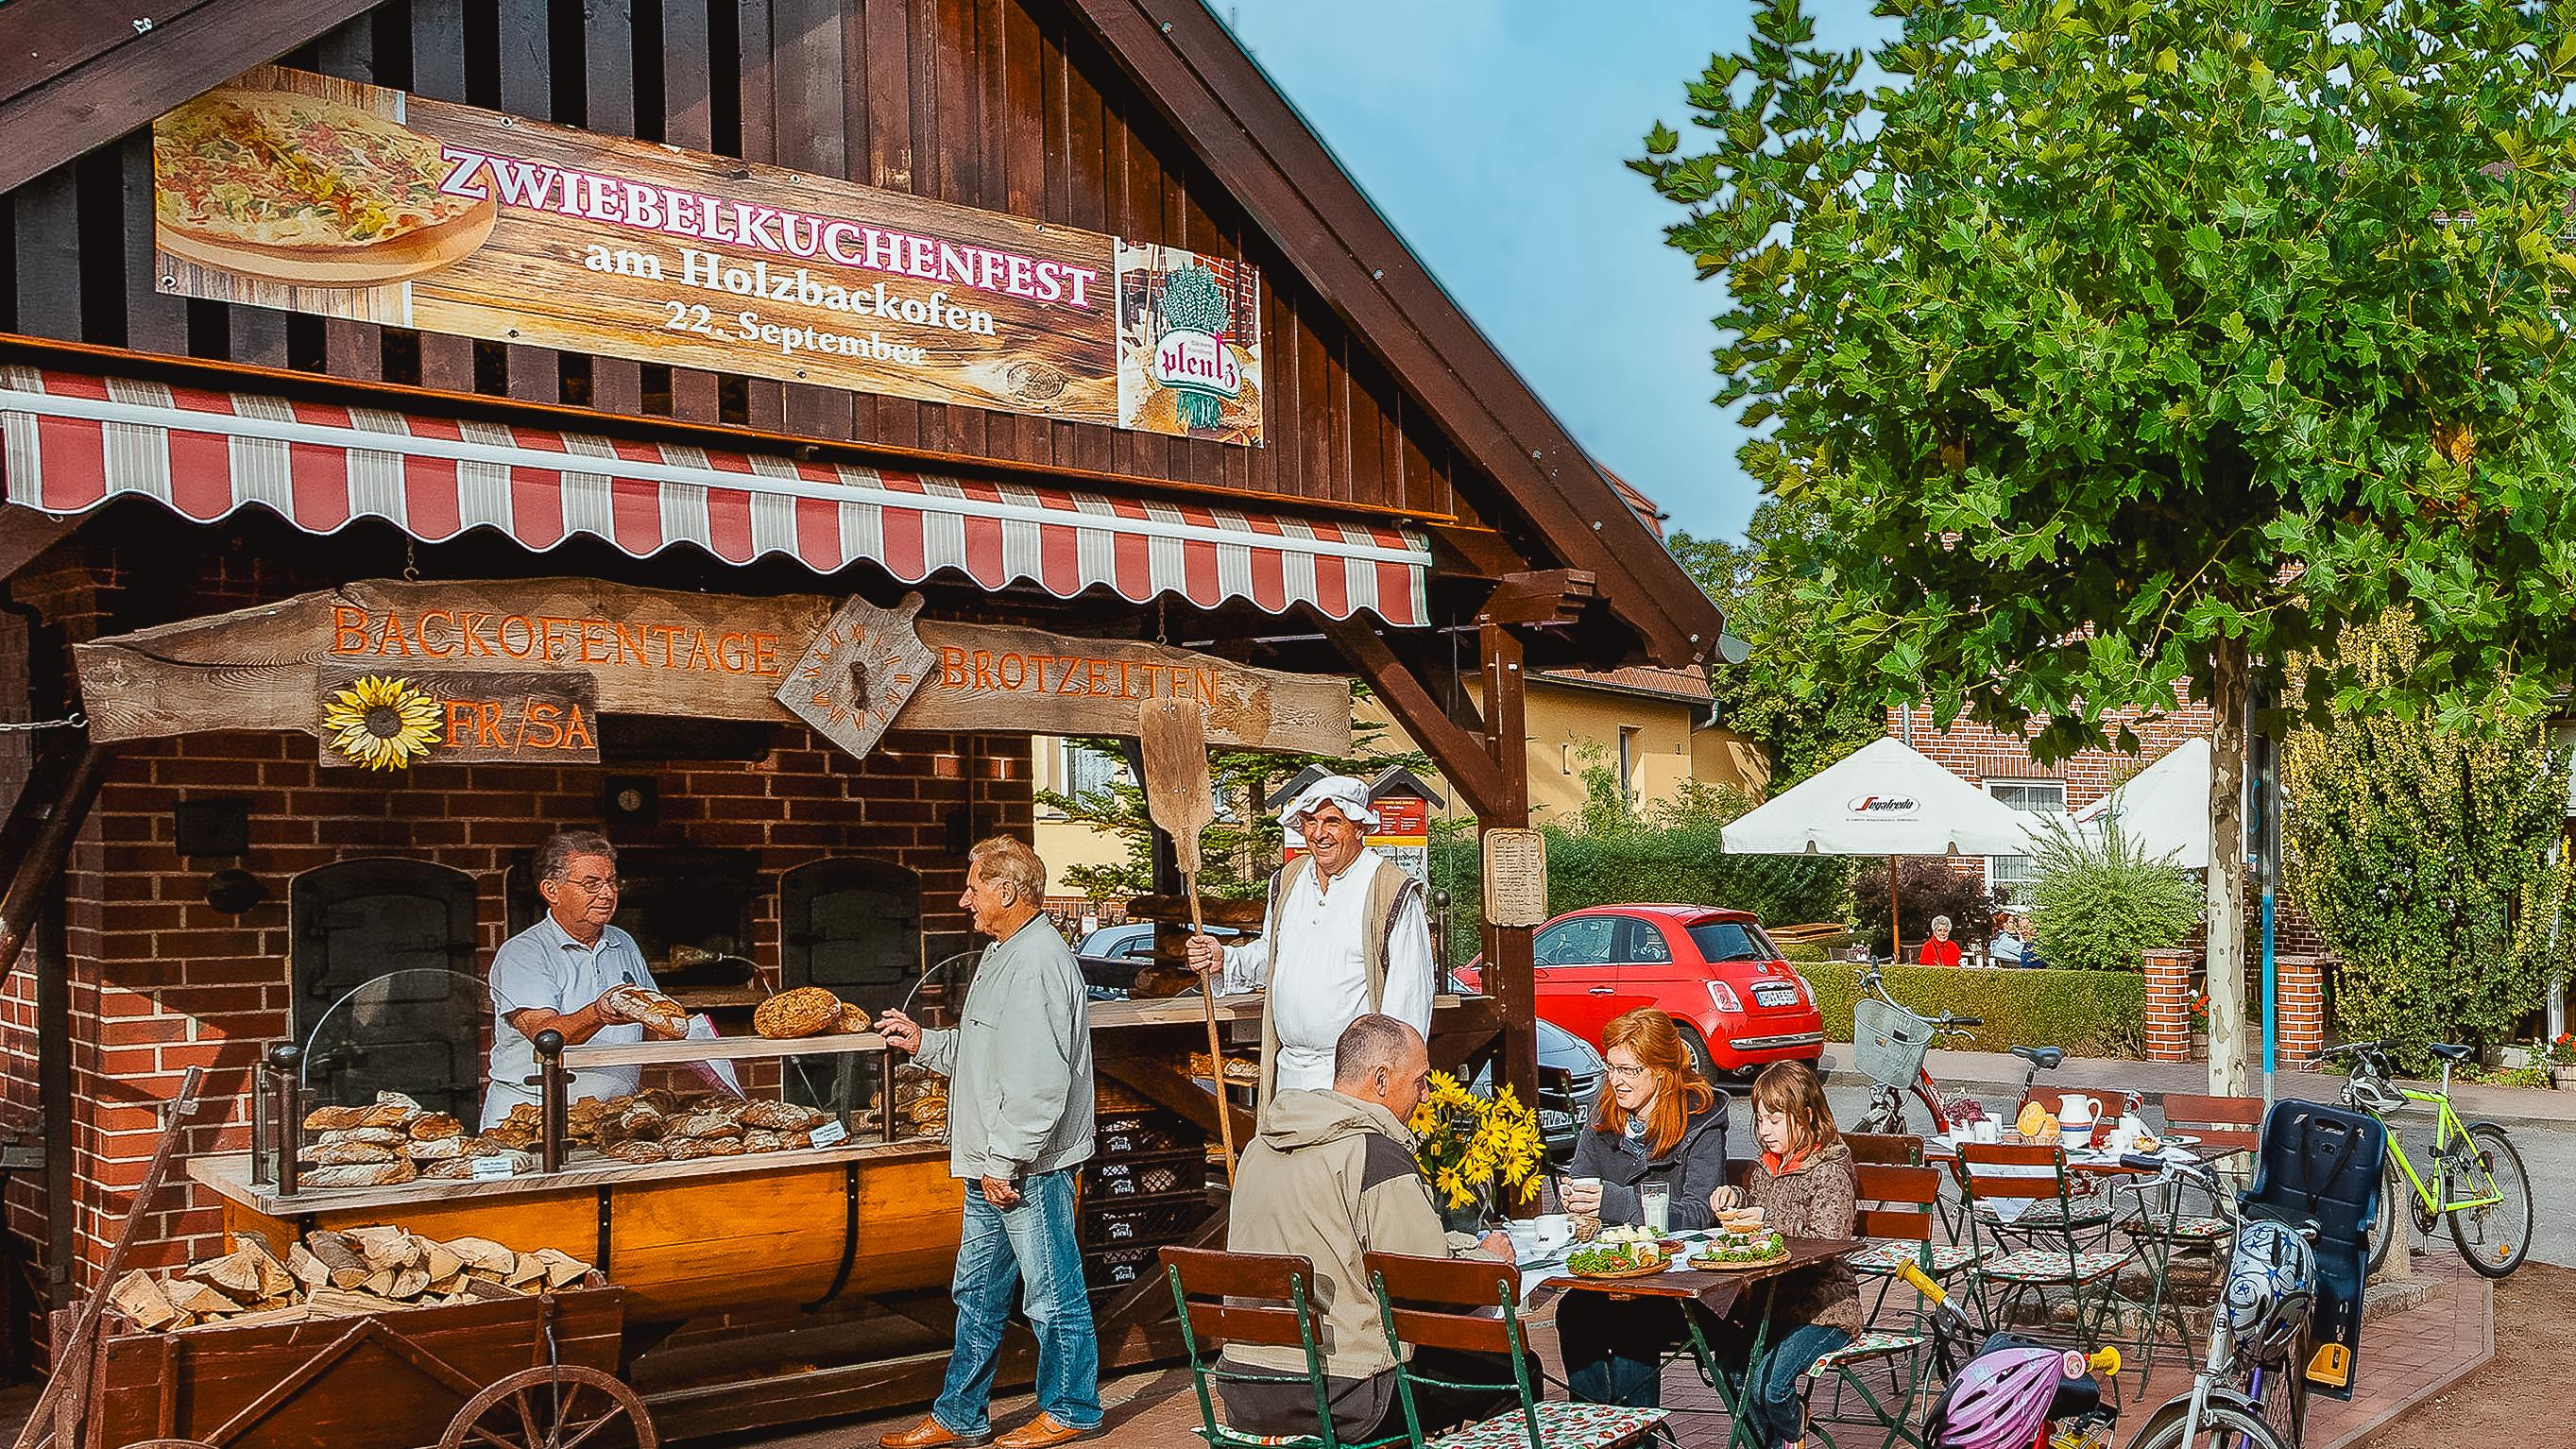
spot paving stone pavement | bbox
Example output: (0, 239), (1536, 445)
(766, 1253), (2488, 1449)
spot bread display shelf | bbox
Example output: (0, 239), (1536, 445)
(192, 1134), (944, 1216)
(560, 1029), (888, 1069)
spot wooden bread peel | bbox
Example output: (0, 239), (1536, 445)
(1135, 698), (1237, 1185)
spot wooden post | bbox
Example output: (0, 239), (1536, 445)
(1477, 623), (1540, 1128)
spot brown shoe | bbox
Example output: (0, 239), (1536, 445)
(993, 1414), (1092, 1449)
(878, 1417), (987, 1449)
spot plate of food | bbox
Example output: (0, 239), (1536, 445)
(1692, 1229), (1789, 1270)
(1565, 1238), (1674, 1280)
(155, 83), (498, 286)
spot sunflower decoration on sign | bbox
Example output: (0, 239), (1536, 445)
(321, 674), (443, 770)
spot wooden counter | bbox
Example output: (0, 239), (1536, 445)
(191, 1138), (959, 1322)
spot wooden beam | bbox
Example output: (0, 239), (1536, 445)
(1317, 614), (1509, 821)
(1476, 622), (1540, 1146)
(0, 0), (384, 196)
(0, 508), (72, 588)
(1095, 1058), (1255, 1149)
(0, 740), (110, 984)
(1475, 569), (1598, 628)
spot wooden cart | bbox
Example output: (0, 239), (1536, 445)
(83, 1280), (646, 1449)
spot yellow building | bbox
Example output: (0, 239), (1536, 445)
(1031, 665), (1768, 897)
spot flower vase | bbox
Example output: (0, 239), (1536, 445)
(1439, 1186), (1493, 1237)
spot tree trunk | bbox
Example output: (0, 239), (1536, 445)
(2206, 637), (2250, 1095)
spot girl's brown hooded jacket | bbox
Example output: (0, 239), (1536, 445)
(1741, 1139), (1864, 1338)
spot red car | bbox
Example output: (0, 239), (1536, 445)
(1458, 905), (1825, 1082)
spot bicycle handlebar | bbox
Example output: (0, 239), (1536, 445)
(1945, 1014), (1985, 1029)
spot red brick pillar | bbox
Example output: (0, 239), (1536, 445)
(2143, 949), (2197, 1063)
(2276, 955), (2327, 1066)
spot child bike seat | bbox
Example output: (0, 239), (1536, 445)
(2239, 1100), (2387, 1401)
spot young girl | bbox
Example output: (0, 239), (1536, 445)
(1708, 1061), (1860, 1449)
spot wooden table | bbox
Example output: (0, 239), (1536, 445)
(1528, 1236), (1861, 1449)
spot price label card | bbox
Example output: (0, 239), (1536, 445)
(469, 1154), (518, 1181)
(809, 1119), (849, 1149)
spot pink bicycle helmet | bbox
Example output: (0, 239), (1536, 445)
(1936, 1345), (2086, 1449)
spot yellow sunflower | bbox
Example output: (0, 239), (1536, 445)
(321, 674), (443, 770)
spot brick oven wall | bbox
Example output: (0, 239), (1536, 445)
(0, 524), (1041, 1304)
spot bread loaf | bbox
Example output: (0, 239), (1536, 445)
(299, 1159), (417, 1189)
(603, 1140), (667, 1164)
(741, 1129), (786, 1153)
(837, 1001), (873, 1034)
(739, 1100), (826, 1131)
(302, 1105), (369, 1132)
(599, 984), (688, 1035)
(407, 1113), (463, 1141)
(302, 1141), (397, 1166)
(407, 1135), (466, 1161)
(314, 1126), (405, 1149)
(753, 986), (842, 1039)
(666, 1113), (742, 1141)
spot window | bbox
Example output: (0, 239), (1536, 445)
(1060, 741), (1126, 805)
(1621, 917), (1672, 964)
(1617, 727), (1642, 804)
(1986, 779), (2069, 909)
(1686, 919), (1776, 964)
(1535, 915), (1620, 967)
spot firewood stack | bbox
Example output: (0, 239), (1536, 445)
(107, 1224), (595, 1333)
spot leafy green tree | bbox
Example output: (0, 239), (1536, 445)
(1668, 500), (1886, 788)
(2282, 613), (2575, 1071)
(2026, 816), (2203, 972)
(1635, 0), (2576, 1089)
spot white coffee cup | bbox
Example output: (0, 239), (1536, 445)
(1975, 1118), (2002, 1144)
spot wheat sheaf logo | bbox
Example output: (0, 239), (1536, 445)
(322, 674), (444, 770)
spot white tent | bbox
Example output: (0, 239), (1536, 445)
(2072, 737), (2219, 871)
(1722, 737), (2043, 960)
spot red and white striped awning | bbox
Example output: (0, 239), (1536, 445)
(0, 367), (1430, 625)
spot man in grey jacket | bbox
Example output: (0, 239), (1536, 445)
(876, 836), (1098, 1449)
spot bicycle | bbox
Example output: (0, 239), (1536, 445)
(2123, 1156), (2315, 1449)
(2310, 1040), (2533, 1279)
(1851, 967), (2065, 1137)
(1879, 1256), (2124, 1449)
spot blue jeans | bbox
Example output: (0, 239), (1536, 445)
(931, 1169), (1101, 1436)
(1720, 1322), (1851, 1448)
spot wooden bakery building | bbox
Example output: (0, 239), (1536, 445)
(0, 0), (1726, 1423)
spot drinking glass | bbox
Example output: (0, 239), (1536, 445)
(1641, 1180), (1670, 1235)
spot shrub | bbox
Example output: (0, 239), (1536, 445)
(2025, 815), (2200, 972)
(1851, 859), (2006, 960)
(1806, 962), (2145, 1059)
(2282, 612), (2576, 1073)
(1426, 818), (1853, 965)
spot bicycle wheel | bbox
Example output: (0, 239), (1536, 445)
(2445, 1122), (2533, 1278)
(2254, 1353), (2309, 1447)
(2366, 1149), (2406, 1279)
(2132, 1401), (2293, 1449)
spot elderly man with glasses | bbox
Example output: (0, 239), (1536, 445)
(480, 829), (683, 1130)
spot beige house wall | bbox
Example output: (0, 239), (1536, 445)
(1032, 675), (1772, 898)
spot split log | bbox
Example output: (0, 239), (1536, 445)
(286, 1242), (329, 1291)
(304, 1231), (370, 1289)
(164, 1280), (240, 1318)
(504, 1252), (545, 1288)
(530, 1248), (589, 1288)
(443, 1236), (516, 1275)
(184, 1250), (267, 1302)
(417, 1237), (462, 1283)
(388, 1267), (430, 1300)
(108, 1272), (179, 1331)
(346, 1224), (421, 1270)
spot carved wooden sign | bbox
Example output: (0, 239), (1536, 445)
(75, 577), (1352, 757)
(317, 666), (600, 769)
(776, 593), (937, 761)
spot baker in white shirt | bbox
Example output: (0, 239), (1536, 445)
(1186, 776), (1433, 1110)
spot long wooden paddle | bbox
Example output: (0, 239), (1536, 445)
(1135, 697), (1236, 1184)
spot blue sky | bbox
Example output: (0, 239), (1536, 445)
(1220, 2), (1895, 545)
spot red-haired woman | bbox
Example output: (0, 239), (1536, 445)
(1555, 1007), (1731, 1407)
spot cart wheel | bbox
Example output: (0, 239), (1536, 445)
(125, 1440), (223, 1449)
(439, 1366), (656, 1449)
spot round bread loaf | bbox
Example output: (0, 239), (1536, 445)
(754, 986), (843, 1039)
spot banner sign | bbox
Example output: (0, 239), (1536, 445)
(152, 66), (1264, 446)
(77, 579), (1351, 758)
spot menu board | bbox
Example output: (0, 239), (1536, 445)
(152, 66), (1263, 445)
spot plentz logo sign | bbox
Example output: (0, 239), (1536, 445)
(1845, 794), (1921, 817)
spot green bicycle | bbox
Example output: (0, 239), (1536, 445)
(2310, 1040), (2533, 1279)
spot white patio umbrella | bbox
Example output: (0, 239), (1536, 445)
(2072, 737), (2219, 871)
(1721, 737), (2044, 961)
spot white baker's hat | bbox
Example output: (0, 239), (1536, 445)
(1278, 774), (1379, 830)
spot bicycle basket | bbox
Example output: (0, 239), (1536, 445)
(1852, 997), (1936, 1090)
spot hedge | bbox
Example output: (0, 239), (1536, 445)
(1803, 962), (2145, 1059)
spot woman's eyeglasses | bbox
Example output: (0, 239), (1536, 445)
(1605, 1063), (1651, 1082)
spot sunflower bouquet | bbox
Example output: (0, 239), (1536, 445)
(1407, 1071), (1546, 1219)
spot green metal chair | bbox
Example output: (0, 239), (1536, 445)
(1163, 1245), (1410, 1449)
(1360, 1250), (1669, 1449)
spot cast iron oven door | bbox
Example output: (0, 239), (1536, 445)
(778, 859), (923, 1111)
(289, 859), (482, 1118)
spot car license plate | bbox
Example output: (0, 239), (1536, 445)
(1752, 983), (1798, 1007)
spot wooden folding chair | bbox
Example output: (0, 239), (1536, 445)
(1360, 1251), (1670, 1449)
(1843, 1133), (1926, 1168)
(1162, 1245), (1408, 1449)
(1808, 1163), (1955, 1449)
(1951, 1142), (2133, 1353)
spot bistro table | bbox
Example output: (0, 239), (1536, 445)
(1524, 1236), (1862, 1449)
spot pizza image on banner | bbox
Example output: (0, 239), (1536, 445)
(154, 82), (497, 286)
(1115, 242), (1264, 443)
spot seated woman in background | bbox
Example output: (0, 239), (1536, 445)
(1915, 914), (1963, 967)
(1556, 1007), (1730, 1407)
(1707, 1061), (1860, 1449)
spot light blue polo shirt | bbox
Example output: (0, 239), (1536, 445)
(482, 914), (660, 1129)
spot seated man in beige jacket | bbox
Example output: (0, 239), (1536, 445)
(1220, 1014), (1516, 1441)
